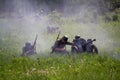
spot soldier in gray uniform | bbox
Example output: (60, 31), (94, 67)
(21, 42), (36, 56)
(71, 35), (86, 53)
(52, 35), (73, 54)
(21, 35), (38, 56)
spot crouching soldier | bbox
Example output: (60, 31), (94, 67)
(51, 35), (73, 54)
(71, 35), (86, 53)
(21, 42), (36, 56)
(21, 35), (37, 56)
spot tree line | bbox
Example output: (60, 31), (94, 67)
(0, 0), (120, 14)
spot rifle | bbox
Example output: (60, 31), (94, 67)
(33, 34), (38, 48)
(51, 31), (61, 53)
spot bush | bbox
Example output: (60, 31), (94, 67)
(112, 14), (119, 21)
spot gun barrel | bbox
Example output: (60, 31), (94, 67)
(56, 31), (61, 41)
(33, 34), (38, 47)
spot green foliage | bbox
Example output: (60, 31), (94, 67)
(0, 53), (120, 80)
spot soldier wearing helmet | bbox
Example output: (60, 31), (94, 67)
(72, 35), (86, 53)
(21, 42), (36, 56)
(75, 35), (80, 39)
(52, 35), (73, 54)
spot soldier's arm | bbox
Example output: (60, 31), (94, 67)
(66, 42), (73, 45)
(31, 45), (35, 49)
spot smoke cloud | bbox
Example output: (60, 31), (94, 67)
(0, 0), (116, 54)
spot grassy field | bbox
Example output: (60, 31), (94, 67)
(0, 12), (120, 80)
(0, 53), (120, 80)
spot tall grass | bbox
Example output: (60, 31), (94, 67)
(0, 52), (120, 80)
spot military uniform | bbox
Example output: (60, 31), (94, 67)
(21, 42), (36, 56)
(72, 35), (86, 53)
(52, 36), (73, 54)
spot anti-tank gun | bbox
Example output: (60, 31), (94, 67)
(85, 39), (98, 53)
(71, 38), (98, 54)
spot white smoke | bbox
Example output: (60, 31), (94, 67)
(60, 0), (114, 53)
(1, 0), (116, 54)
(3, 0), (51, 53)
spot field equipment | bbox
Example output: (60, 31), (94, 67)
(71, 39), (98, 54)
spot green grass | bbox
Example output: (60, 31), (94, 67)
(0, 52), (120, 80)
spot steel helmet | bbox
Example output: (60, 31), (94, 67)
(62, 35), (68, 41)
(25, 42), (31, 46)
(75, 35), (80, 39)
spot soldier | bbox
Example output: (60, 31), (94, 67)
(71, 35), (86, 53)
(21, 35), (38, 56)
(52, 35), (73, 54)
(21, 42), (36, 56)
(86, 39), (98, 54)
